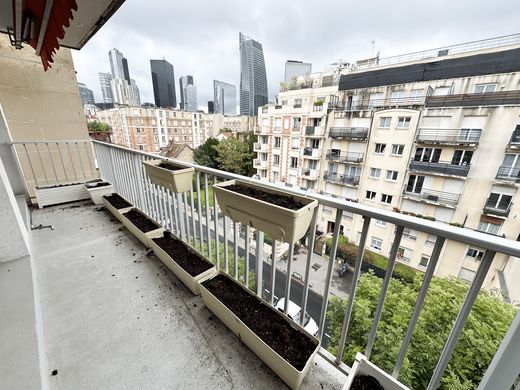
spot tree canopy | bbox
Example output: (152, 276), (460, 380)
(213, 137), (253, 176)
(87, 121), (112, 132)
(326, 272), (516, 389)
(193, 137), (220, 168)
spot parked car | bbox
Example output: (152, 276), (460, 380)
(274, 298), (319, 337)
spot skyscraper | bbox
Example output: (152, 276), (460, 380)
(98, 72), (114, 103)
(213, 80), (236, 115)
(109, 49), (126, 80)
(78, 83), (95, 106)
(106, 48), (140, 106)
(207, 101), (214, 114)
(150, 59), (176, 108)
(284, 60), (312, 83)
(179, 75), (198, 111)
(239, 32), (268, 116)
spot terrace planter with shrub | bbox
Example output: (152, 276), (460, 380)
(102, 193), (133, 222)
(143, 159), (194, 193)
(212, 179), (318, 243)
(343, 353), (410, 390)
(35, 182), (89, 208)
(121, 208), (163, 248)
(150, 232), (215, 294)
(199, 271), (319, 389)
(85, 181), (113, 205)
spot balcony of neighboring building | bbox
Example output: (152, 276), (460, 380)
(425, 90), (520, 108)
(415, 128), (482, 147)
(409, 160), (470, 177)
(325, 150), (364, 164)
(495, 166), (520, 183)
(506, 128), (520, 150)
(253, 158), (268, 169)
(323, 172), (360, 186)
(253, 142), (268, 152)
(403, 186), (460, 208)
(305, 126), (325, 137)
(329, 127), (369, 140)
(303, 168), (320, 181)
(303, 147), (322, 159)
(483, 196), (513, 217)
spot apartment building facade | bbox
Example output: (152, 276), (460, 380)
(256, 38), (520, 303)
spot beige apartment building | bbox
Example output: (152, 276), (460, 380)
(256, 36), (520, 303)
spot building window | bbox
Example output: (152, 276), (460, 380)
(391, 144), (405, 156)
(487, 193), (513, 211)
(397, 247), (412, 262)
(366, 190), (376, 200)
(397, 117), (411, 129)
(474, 83), (497, 94)
(274, 118), (282, 131)
(381, 194), (393, 204)
(477, 220), (502, 235)
(425, 234), (436, 246)
(273, 171), (279, 181)
(281, 100), (288, 105)
(379, 117), (391, 128)
(414, 147), (441, 162)
(466, 248), (484, 261)
(410, 89), (423, 103)
(375, 219), (387, 227)
(407, 175), (425, 193)
(136, 127), (143, 134)
(293, 117), (301, 129)
(294, 98), (302, 107)
(291, 137), (299, 150)
(370, 237), (382, 251)
(403, 228), (417, 241)
(274, 136), (281, 148)
(308, 159), (318, 169)
(369, 168), (381, 178)
(419, 255), (429, 268)
(386, 170), (398, 181)
(290, 157), (298, 169)
(375, 143), (386, 154)
(458, 267), (476, 283)
(138, 145), (145, 151)
(273, 154), (280, 166)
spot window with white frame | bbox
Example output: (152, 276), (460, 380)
(397, 247), (412, 262)
(477, 219), (502, 235)
(375, 219), (387, 227)
(375, 143), (386, 154)
(466, 248), (484, 261)
(419, 255), (429, 268)
(366, 190), (376, 200)
(410, 89), (423, 103)
(381, 194), (393, 204)
(458, 267), (476, 283)
(369, 168), (381, 178)
(290, 157), (298, 169)
(425, 234), (437, 246)
(273, 155), (280, 166)
(274, 118), (281, 131)
(403, 228), (417, 241)
(274, 136), (281, 148)
(370, 237), (383, 251)
(291, 137), (299, 150)
(474, 83), (497, 94)
(379, 117), (391, 128)
(391, 144), (405, 156)
(386, 170), (398, 181)
(293, 117), (301, 129)
(397, 117), (411, 129)
(272, 171), (279, 181)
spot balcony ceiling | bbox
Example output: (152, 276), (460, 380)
(0, 0), (125, 70)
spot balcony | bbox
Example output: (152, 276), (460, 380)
(323, 172), (360, 186)
(507, 129), (520, 149)
(256, 126), (270, 135)
(303, 147), (322, 159)
(409, 160), (470, 177)
(403, 186), (460, 207)
(253, 158), (268, 169)
(325, 150), (364, 164)
(483, 199), (512, 217)
(303, 168), (320, 180)
(425, 90), (520, 108)
(495, 166), (520, 183)
(4, 139), (520, 390)
(305, 126), (325, 137)
(329, 127), (369, 140)
(253, 142), (268, 152)
(416, 128), (482, 146)
(331, 96), (426, 111)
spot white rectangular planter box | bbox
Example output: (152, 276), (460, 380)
(342, 353), (410, 390)
(121, 209), (164, 248)
(143, 159), (194, 193)
(150, 233), (215, 295)
(84, 182), (114, 205)
(102, 194), (133, 222)
(199, 271), (320, 390)
(35, 183), (89, 208)
(213, 179), (318, 243)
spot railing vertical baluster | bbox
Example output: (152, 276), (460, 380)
(336, 216), (371, 363)
(255, 230), (264, 298)
(245, 225), (250, 288)
(35, 143), (49, 184)
(196, 172), (204, 252)
(75, 141), (86, 179)
(393, 236), (446, 377)
(365, 225), (405, 359)
(107, 146), (116, 191)
(183, 192), (191, 243)
(84, 141), (95, 177)
(23, 144), (39, 187)
(300, 208), (319, 326)
(189, 185), (196, 247)
(171, 185), (180, 235)
(204, 173), (211, 261)
(45, 142), (59, 184)
(141, 156), (154, 217)
(66, 142), (78, 181)
(283, 244), (295, 315)
(55, 143), (69, 183)
(166, 189), (174, 232)
(123, 153), (135, 204)
(159, 186), (167, 227)
(223, 215), (229, 274)
(176, 192), (186, 241)
(131, 154), (144, 212)
(234, 222), (239, 280)
(269, 239), (277, 305)
(318, 209), (343, 341)
(213, 176), (220, 269)
(427, 250), (496, 390)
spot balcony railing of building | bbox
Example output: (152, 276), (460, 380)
(495, 166), (520, 182)
(416, 129), (482, 145)
(323, 172), (360, 186)
(253, 159), (268, 169)
(329, 127), (369, 140)
(9, 139), (520, 390)
(253, 142), (268, 152)
(409, 160), (471, 177)
(425, 90), (520, 108)
(303, 147), (322, 159)
(330, 96), (426, 112)
(325, 150), (364, 164)
(403, 186), (460, 207)
(303, 168), (320, 180)
(507, 129), (520, 148)
(305, 126), (324, 137)
(483, 199), (512, 217)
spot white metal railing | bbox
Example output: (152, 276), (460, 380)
(88, 140), (520, 389)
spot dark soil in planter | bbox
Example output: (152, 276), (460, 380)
(103, 193), (132, 209)
(201, 274), (316, 370)
(35, 182), (83, 189)
(351, 375), (384, 390)
(152, 232), (213, 276)
(225, 184), (303, 210)
(86, 182), (111, 188)
(158, 161), (184, 171)
(123, 209), (161, 233)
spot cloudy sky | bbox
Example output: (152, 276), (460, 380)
(73, 0), (520, 112)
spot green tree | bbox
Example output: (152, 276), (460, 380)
(326, 272), (516, 389)
(87, 121), (111, 132)
(194, 137), (220, 168)
(213, 137), (253, 176)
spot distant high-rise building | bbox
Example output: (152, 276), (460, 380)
(150, 59), (176, 108)
(179, 75), (197, 111)
(109, 49), (126, 80)
(106, 49), (140, 106)
(214, 80), (236, 115)
(239, 32), (268, 116)
(78, 83), (95, 106)
(121, 58), (130, 83)
(284, 60), (312, 83)
(98, 72), (114, 103)
(207, 101), (214, 114)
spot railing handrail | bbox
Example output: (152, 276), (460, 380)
(91, 140), (520, 257)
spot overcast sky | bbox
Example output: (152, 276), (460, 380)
(72, 0), (520, 112)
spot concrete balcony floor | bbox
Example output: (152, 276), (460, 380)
(8, 201), (345, 389)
